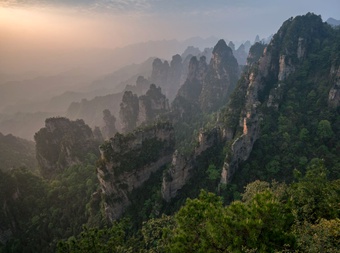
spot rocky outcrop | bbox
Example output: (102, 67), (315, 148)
(119, 91), (139, 132)
(120, 85), (170, 133)
(162, 127), (222, 201)
(137, 84), (170, 125)
(328, 66), (340, 108)
(101, 109), (117, 139)
(221, 13), (334, 184)
(34, 117), (99, 178)
(246, 42), (266, 66)
(150, 56), (183, 102)
(179, 56), (208, 101)
(200, 39), (240, 113)
(97, 122), (175, 220)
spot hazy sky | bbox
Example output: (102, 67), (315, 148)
(1, 0), (339, 75)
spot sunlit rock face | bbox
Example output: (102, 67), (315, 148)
(221, 13), (336, 184)
(34, 117), (99, 178)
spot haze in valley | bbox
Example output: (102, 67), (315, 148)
(0, 0), (339, 140)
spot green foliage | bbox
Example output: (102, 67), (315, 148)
(294, 218), (340, 252)
(0, 154), (100, 253)
(289, 160), (340, 223)
(141, 215), (175, 253)
(206, 164), (220, 181)
(56, 222), (131, 253)
(167, 189), (295, 253)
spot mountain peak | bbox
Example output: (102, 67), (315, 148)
(212, 39), (232, 55)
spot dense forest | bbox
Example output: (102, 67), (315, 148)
(0, 13), (339, 252)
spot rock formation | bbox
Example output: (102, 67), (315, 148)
(119, 91), (139, 133)
(162, 127), (222, 201)
(329, 66), (340, 108)
(101, 109), (117, 139)
(120, 85), (170, 133)
(97, 122), (175, 220)
(149, 55), (183, 102)
(199, 39), (240, 113)
(221, 13), (338, 184)
(34, 117), (99, 178)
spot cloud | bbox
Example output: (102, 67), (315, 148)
(0, 0), (152, 12)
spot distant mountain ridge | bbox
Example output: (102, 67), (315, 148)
(326, 17), (340, 26)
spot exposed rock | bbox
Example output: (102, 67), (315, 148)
(97, 122), (175, 220)
(221, 13), (332, 184)
(34, 117), (99, 178)
(124, 75), (151, 96)
(149, 55), (183, 102)
(278, 55), (295, 81)
(171, 56), (207, 121)
(200, 39), (240, 113)
(162, 127), (222, 201)
(328, 66), (340, 108)
(137, 84), (170, 125)
(119, 91), (139, 132)
(101, 109), (117, 139)
(161, 151), (193, 202)
(120, 85), (170, 133)
(150, 58), (170, 88)
(246, 42), (266, 66)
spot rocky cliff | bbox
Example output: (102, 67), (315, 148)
(162, 127), (222, 201)
(329, 65), (340, 108)
(120, 84), (170, 133)
(220, 13), (339, 184)
(171, 56), (207, 121)
(34, 117), (99, 178)
(200, 39), (240, 113)
(97, 122), (175, 220)
(149, 56), (183, 102)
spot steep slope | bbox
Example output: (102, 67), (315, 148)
(220, 13), (340, 184)
(200, 39), (240, 113)
(163, 13), (340, 202)
(97, 122), (175, 220)
(120, 84), (170, 133)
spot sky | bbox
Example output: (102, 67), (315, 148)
(1, 0), (339, 75)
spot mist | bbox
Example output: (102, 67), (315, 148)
(0, 0), (339, 140)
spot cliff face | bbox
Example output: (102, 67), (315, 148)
(162, 127), (222, 201)
(97, 122), (175, 220)
(120, 85), (170, 133)
(171, 56), (208, 120)
(119, 91), (139, 132)
(221, 13), (339, 184)
(200, 39), (240, 113)
(150, 55), (183, 102)
(329, 65), (340, 108)
(172, 40), (239, 121)
(34, 117), (99, 178)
